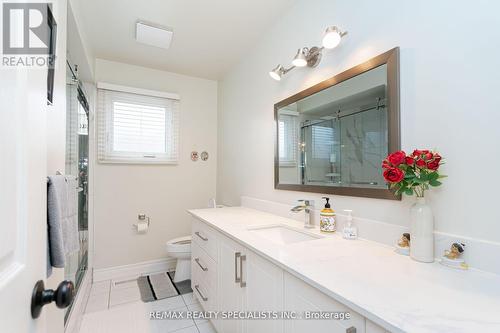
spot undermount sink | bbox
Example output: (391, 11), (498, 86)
(248, 224), (322, 245)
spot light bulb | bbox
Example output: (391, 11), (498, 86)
(322, 26), (342, 49)
(269, 65), (284, 81)
(292, 48), (308, 67)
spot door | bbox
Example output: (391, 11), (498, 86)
(283, 272), (365, 333)
(243, 250), (284, 333)
(0, 68), (49, 332)
(217, 234), (245, 333)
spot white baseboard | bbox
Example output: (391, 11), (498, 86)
(241, 196), (500, 275)
(65, 269), (91, 333)
(93, 258), (177, 282)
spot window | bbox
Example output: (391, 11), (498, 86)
(278, 112), (298, 166)
(312, 125), (334, 159)
(97, 84), (179, 164)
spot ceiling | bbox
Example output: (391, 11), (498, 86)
(74, 0), (294, 80)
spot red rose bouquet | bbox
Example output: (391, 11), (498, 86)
(382, 149), (445, 197)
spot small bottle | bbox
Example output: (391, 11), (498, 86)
(342, 209), (358, 240)
(320, 197), (336, 232)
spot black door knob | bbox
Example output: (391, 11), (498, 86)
(31, 280), (75, 319)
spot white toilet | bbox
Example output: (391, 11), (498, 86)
(166, 236), (192, 283)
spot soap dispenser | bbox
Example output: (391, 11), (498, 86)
(342, 209), (358, 240)
(320, 197), (336, 232)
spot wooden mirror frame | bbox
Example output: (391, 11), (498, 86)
(274, 47), (401, 200)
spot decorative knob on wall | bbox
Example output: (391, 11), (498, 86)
(201, 151), (209, 161)
(191, 151), (199, 161)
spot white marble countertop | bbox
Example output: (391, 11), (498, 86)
(188, 207), (500, 333)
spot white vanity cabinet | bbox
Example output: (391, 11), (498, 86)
(191, 219), (218, 314)
(191, 217), (389, 333)
(216, 233), (245, 333)
(283, 272), (365, 333)
(243, 250), (284, 333)
(216, 231), (284, 333)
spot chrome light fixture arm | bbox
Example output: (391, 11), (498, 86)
(269, 26), (347, 81)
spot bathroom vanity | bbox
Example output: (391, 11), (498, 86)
(188, 207), (500, 333)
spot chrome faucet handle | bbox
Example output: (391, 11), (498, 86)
(298, 199), (314, 207)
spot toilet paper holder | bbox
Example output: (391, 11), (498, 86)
(132, 214), (150, 229)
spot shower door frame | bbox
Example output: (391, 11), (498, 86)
(64, 61), (91, 322)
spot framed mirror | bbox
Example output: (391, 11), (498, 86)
(274, 47), (400, 200)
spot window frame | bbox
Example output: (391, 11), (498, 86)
(277, 110), (299, 167)
(97, 83), (180, 165)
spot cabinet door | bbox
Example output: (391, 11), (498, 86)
(217, 234), (245, 333)
(243, 250), (284, 333)
(366, 320), (390, 333)
(284, 272), (365, 333)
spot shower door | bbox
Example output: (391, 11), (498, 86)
(64, 62), (89, 321)
(301, 106), (387, 187)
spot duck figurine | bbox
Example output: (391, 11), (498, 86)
(398, 233), (411, 248)
(441, 242), (468, 270)
(444, 242), (465, 260)
(395, 233), (410, 256)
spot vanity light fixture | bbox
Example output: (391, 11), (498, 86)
(292, 48), (309, 67)
(269, 25), (347, 81)
(322, 26), (345, 49)
(269, 64), (291, 81)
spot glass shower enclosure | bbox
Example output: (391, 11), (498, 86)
(64, 61), (89, 322)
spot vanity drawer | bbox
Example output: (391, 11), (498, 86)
(191, 261), (216, 312)
(192, 218), (218, 260)
(191, 241), (217, 290)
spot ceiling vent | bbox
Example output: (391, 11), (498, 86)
(135, 21), (173, 49)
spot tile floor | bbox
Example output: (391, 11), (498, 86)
(79, 276), (216, 333)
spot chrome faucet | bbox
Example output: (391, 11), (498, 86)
(291, 200), (315, 229)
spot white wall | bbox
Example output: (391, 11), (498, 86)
(217, 0), (500, 243)
(93, 59), (217, 269)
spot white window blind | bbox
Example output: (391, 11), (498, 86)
(312, 125), (334, 159)
(97, 87), (180, 164)
(278, 112), (298, 166)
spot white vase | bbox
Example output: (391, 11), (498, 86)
(409, 197), (434, 263)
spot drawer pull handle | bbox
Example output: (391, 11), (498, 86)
(234, 252), (241, 283)
(194, 285), (208, 302)
(194, 258), (208, 271)
(239, 254), (247, 288)
(195, 231), (208, 241)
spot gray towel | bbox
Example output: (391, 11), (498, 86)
(47, 175), (80, 277)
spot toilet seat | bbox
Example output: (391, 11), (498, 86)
(166, 236), (191, 253)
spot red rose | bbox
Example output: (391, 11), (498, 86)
(405, 156), (415, 165)
(416, 159), (426, 167)
(412, 149), (429, 157)
(383, 167), (405, 183)
(382, 160), (391, 169)
(387, 151), (406, 166)
(427, 160), (440, 170)
(423, 152), (433, 160)
(433, 153), (442, 163)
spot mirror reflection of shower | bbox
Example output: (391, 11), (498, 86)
(277, 64), (389, 189)
(64, 60), (90, 322)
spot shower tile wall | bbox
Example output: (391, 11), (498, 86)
(340, 107), (387, 186)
